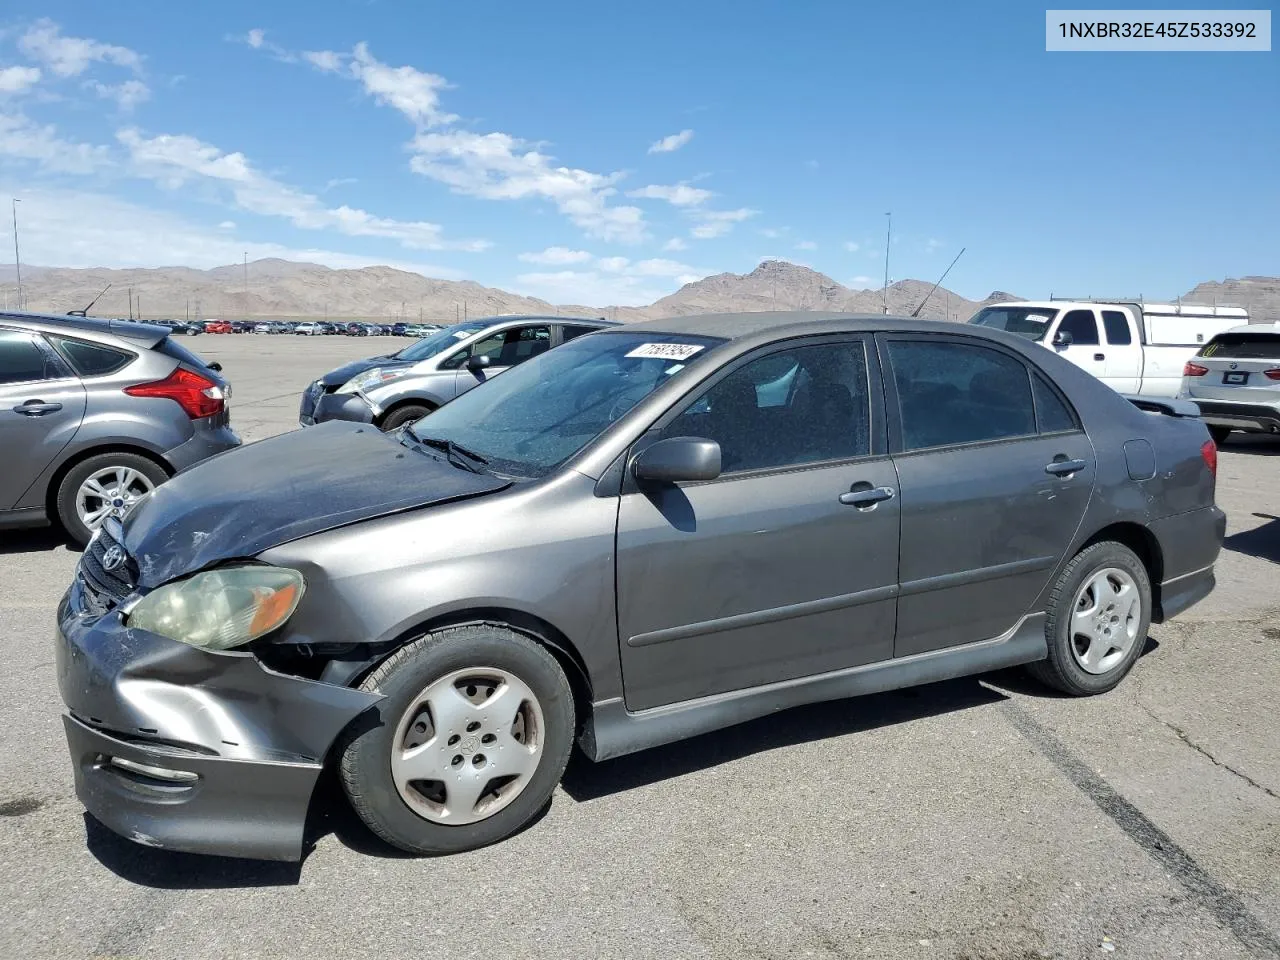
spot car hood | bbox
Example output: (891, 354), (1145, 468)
(124, 420), (510, 587)
(318, 355), (413, 388)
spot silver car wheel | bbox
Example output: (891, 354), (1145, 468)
(1070, 567), (1142, 675)
(391, 667), (544, 826)
(76, 466), (156, 531)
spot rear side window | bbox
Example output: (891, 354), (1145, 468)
(46, 335), (134, 376)
(562, 324), (600, 342)
(1057, 310), (1100, 346)
(1200, 333), (1280, 359)
(1101, 310), (1132, 345)
(0, 331), (67, 384)
(1031, 372), (1079, 433)
(888, 340), (1036, 451)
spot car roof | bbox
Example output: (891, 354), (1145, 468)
(1217, 322), (1280, 336)
(614, 311), (968, 341)
(0, 310), (167, 348)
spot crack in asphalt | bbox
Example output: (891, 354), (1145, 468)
(1002, 700), (1280, 960)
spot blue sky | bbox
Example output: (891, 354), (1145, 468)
(0, 1), (1275, 305)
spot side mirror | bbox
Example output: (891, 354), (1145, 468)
(1052, 330), (1073, 348)
(466, 354), (493, 372)
(207, 361), (223, 372)
(631, 436), (722, 484)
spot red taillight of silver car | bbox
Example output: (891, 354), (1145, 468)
(1183, 361), (1209, 377)
(124, 368), (225, 419)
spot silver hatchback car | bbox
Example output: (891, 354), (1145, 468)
(0, 312), (239, 545)
(300, 315), (617, 431)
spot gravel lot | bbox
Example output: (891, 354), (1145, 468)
(2, 333), (1277, 960)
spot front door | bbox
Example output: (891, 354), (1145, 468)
(451, 324), (552, 398)
(615, 337), (900, 711)
(1051, 309), (1108, 382)
(0, 329), (87, 509)
(881, 335), (1095, 656)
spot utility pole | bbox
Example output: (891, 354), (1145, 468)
(464, 302), (467, 321)
(137, 295), (142, 321)
(455, 303), (459, 322)
(128, 286), (134, 320)
(11, 198), (22, 311)
(243, 252), (248, 319)
(185, 299), (190, 322)
(882, 212), (892, 314)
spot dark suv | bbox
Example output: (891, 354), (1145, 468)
(0, 313), (240, 544)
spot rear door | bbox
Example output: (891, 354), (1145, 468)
(1099, 308), (1142, 392)
(0, 329), (87, 509)
(882, 335), (1094, 656)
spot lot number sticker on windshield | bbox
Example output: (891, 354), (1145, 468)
(626, 343), (705, 361)
(1025, 314), (1050, 324)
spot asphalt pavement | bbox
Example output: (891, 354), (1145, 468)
(1, 333), (1277, 960)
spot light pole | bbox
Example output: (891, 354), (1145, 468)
(882, 212), (891, 314)
(11, 198), (22, 311)
(243, 252), (248, 319)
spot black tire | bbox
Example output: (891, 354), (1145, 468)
(1208, 425), (1232, 446)
(1026, 541), (1152, 696)
(55, 452), (169, 547)
(379, 403), (433, 432)
(338, 624), (575, 855)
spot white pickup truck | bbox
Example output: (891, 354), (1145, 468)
(969, 299), (1251, 397)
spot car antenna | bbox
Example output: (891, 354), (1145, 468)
(910, 248), (965, 318)
(66, 283), (112, 317)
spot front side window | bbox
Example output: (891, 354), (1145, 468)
(659, 342), (871, 473)
(1057, 309), (1100, 346)
(0, 331), (65, 385)
(889, 339), (1036, 451)
(395, 320), (491, 362)
(46, 335), (134, 377)
(441, 325), (552, 370)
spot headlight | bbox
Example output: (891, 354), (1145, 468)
(337, 368), (402, 394)
(126, 566), (305, 650)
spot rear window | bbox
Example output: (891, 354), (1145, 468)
(1199, 332), (1280, 360)
(154, 335), (215, 371)
(46, 335), (134, 376)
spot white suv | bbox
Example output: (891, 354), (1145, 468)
(1179, 323), (1280, 443)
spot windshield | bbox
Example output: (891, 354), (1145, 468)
(394, 320), (491, 361)
(970, 306), (1058, 341)
(407, 331), (724, 478)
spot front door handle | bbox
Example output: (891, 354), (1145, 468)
(1045, 458), (1088, 477)
(13, 401), (63, 416)
(1093, 353), (1105, 361)
(839, 485), (896, 507)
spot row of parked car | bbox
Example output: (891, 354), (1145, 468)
(110, 318), (447, 337)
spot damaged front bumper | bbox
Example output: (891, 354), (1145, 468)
(56, 580), (381, 861)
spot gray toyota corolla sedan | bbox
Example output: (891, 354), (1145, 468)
(56, 312), (1224, 861)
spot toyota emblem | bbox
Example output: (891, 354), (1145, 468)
(101, 545), (125, 571)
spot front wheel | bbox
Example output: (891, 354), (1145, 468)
(338, 625), (575, 855)
(1026, 541), (1152, 696)
(379, 403), (433, 432)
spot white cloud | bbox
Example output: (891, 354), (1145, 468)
(597, 256), (630, 273)
(0, 184), (468, 278)
(117, 128), (488, 251)
(233, 28), (296, 63)
(217, 220), (236, 229)
(662, 237), (687, 252)
(796, 240), (817, 251)
(246, 29), (266, 49)
(514, 256), (703, 306)
(925, 237), (943, 252)
(88, 78), (150, 111)
(690, 207), (757, 239)
(0, 66), (42, 95)
(626, 183), (712, 207)
(323, 177), (358, 191)
(844, 241), (860, 253)
(517, 246), (593, 265)
(19, 19), (142, 77)
(410, 129), (647, 243)
(849, 275), (875, 287)
(648, 129), (694, 154)
(304, 42), (456, 128)
(0, 112), (112, 174)
(759, 227), (783, 239)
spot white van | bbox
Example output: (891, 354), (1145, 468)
(969, 299), (1250, 397)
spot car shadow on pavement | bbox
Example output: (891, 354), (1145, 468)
(560, 676), (1008, 802)
(83, 814), (302, 888)
(0, 527), (71, 555)
(1224, 513), (1280, 564)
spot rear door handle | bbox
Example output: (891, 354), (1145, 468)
(1093, 353), (1105, 361)
(13, 401), (63, 416)
(839, 485), (896, 507)
(1045, 458), (1088, 477)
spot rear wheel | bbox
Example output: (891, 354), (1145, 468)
(55, 452), (168, 547)
(338, 624), (575, 855)
(379, 403), (433, 432)
(1026, 541), (1151, 696)
(1208, 425), (1232, 446)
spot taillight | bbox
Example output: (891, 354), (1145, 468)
(1200, 439), (1217, 477)
(1183, 361), (1209, 377)
(124, 367), (225, 419)
(1264, 368), (1280, 381)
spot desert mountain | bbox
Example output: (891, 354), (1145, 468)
(0, 259), (1273, 324)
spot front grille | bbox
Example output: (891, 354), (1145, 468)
(79, 520), (138, 608)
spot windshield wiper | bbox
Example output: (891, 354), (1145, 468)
(406, 433), (490, 474)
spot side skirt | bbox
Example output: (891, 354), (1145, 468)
(580, 613), (1047, 762)
(0, 505), (50, 530)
